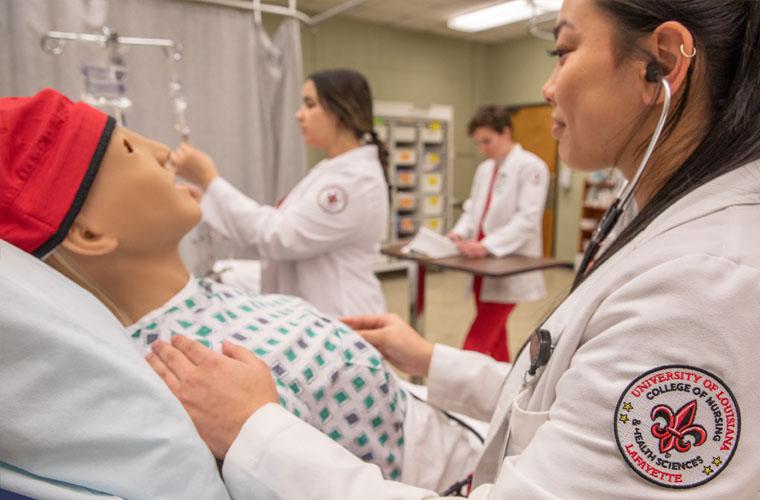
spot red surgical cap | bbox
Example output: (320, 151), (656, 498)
(0, 88), (115, 257)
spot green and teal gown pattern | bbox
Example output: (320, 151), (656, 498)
(126, 277), (406, 479)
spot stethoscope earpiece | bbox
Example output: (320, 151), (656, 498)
(645, 62), (664, 83)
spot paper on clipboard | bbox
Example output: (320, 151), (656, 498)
(401, 227), (460, 259)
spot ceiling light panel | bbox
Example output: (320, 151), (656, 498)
(447, 0), (562, 33)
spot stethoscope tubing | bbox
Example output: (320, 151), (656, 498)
(575, 78), (672, 282)
(528, 77), (674, 381)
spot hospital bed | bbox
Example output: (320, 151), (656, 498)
(0, 240), (488, 498)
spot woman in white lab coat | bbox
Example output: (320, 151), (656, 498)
(172, 69), (389, 317)
(149, 0), (760, 498)
(449, 106), (549, 361)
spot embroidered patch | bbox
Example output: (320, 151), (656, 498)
(317, 185), (348, 214)
(614, 365), (740, 489)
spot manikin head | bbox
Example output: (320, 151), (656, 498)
(57, 126), (201, 260)
(467, 105), (514, 161)
(0, 88), (201, 324)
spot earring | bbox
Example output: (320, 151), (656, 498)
(679, 44), (696, 58)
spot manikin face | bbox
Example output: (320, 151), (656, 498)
(295, 79), (341, 151)
(471, 126), (512, 160)
(542, 0), (649, 171)
(74, 127), (202, 254)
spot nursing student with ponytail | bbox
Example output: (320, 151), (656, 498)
(173, 69), (389, 317)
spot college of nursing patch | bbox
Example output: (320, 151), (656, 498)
(614, 365), (740, 489)
(317, 185), (348, 214)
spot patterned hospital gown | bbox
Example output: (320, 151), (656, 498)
(126, 277), (406, 479)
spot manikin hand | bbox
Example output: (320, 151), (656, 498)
(447, 231), (463, 243)
(146, 336), (278, 459)
(171, 142), (220, 190)
(456, 240), (489, 258)
(340, 314), (434, 378)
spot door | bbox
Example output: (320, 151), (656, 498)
(509, 104), (558, 257)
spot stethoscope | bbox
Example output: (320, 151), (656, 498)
(525, 68), (673, 382)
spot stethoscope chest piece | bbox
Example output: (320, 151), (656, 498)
(527, 328), (553, 377)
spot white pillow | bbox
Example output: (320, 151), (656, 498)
(214, 259), (262, 294)
(0, 241), (230, 499)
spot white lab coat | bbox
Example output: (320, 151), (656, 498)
(201, 145), (388, 317)
(451, 144), (549, 303)
(221, 158), (760, 499)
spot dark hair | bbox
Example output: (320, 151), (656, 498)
(308, 69), (389, 177)
(576, 0), (760, 288)
(467, 105), (513, 136)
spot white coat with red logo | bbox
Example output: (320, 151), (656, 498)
(200, 145), (388, 317)
(451, 144), (550, 303)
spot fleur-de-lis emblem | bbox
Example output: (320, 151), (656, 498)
(650, 400), (707, 454)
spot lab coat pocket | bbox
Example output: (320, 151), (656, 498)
(506, 388), (549, 457)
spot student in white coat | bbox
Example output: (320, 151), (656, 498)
(148, 0), (760, 497)
(448, 106), (549, 361)
(172, 69), (389, 317)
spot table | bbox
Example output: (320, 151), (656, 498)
(381, 242), (574, 336)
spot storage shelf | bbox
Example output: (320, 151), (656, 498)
(375, 100), (454, 246)
(582, 203), (610, 211)
(578, 171), (623, 251)
(587, 180), (618, 188)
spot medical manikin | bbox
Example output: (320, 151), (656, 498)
(31, 93), (480, 491)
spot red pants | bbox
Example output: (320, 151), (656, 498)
(462, 276), (515, 362)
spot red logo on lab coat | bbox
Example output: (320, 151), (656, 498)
(614, 365), (740, 489)
(317, 185), (348, 214)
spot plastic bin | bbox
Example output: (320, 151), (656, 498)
(422, 173), (443, 194)
(397, 216), (416, 236)
(423, 217), (444, 234)
(421, 123), (444, 143)
(394, 148), (417, 166)
(422, 195), (444, 216)
(393, 126), (417, 143)
(422, 151), (441, 171)
(397, 193), (417, 211)
(396, 170), (417, 188)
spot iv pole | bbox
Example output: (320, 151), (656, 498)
(41, 27), (190, 140)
